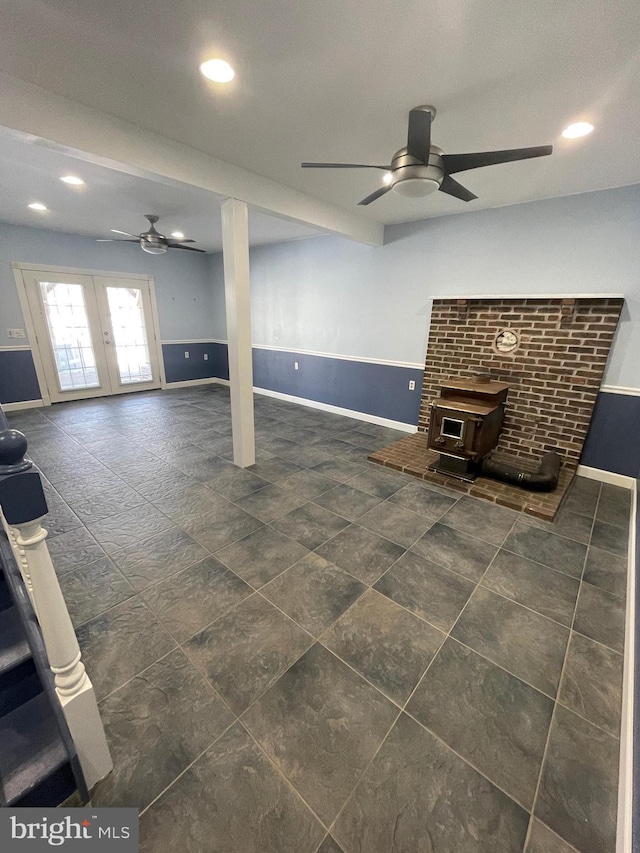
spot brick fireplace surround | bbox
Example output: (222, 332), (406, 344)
(370, 297), (624, 519)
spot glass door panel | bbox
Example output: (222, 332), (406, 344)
(38, 281), (100, 391)
(94, 276), (160, 394)
(105, 286), (153, 385)
(23, 270), (112, 404)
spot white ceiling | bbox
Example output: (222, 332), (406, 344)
(0, 129), (325, 251)
(0, 0), (639, 228)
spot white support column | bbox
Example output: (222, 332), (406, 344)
(221, 197), (256, 468)
(9, 517), (113, 789)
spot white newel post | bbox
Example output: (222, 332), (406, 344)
(0, 422), (112, 790)
(2, 511), (37, 611)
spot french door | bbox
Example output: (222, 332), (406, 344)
(22, 270), (161, 403)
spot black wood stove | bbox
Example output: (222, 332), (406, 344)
(427, 377), (509, 481)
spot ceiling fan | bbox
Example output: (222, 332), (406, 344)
(97, 214), (205, 254)
(302, 106), (552, 205)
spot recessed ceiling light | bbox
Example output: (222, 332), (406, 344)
(562, 122), (594, 139)
(28, 202), (47, 211)
(383, 172), (393, 185)
(171, 231), (185, 240)
(60, 175), (85, 186)
(200, 58), (235, 83)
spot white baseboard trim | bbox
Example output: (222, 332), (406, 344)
(164, 378), (219, 390)
(576, 465), (636, 490)
(253, 386), (417, 432)
(617, 482), (637, 853)
(2, 399), (45, 412)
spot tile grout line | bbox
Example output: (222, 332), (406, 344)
(324, 515), (524, 838)
(524, 480), (603, 851)
(236, 719), (334, 836)
(137, 716), (238, 820)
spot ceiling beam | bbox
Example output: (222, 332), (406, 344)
(0, 73), (384, 247)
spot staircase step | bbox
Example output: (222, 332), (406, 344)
(0, 660), (42, 718)
(0, 606), (31, 675)
(0, 571), (12, 611)
(0, 692), (68, 805)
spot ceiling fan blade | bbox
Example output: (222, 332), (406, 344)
(301, 162), (390, 170)
(173, 238), (195, 243)
(357, 186), (392, 206)
(169, 244), (206, 253)
(110, 228), (140, 237)
(406, 108), (432, 164)
(438, 175), (478, 202)
(97, 238), (139, 243)
(443, 145), (553, 174)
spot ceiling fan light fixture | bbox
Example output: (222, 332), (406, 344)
(562, 122), (594, 139)
(392, 177), (441, 198)
(141, 242), (167, 255)
(200, 58), (235, 83)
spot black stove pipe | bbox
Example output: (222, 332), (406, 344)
(481, 451), (561, 492)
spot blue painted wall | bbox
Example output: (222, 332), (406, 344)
(0, 220), (223, 404)
(0, 350), (40, 403)
(252, 348), (423, 424)
(161, 342), (421, 424)
(0, 221), (217, 347)
(3, 186), (640, 467)
(581, 392), (640, 478)
(162, 342), (228, 384)
(206, 183), (640, 457)
(214, 184), (640, 389)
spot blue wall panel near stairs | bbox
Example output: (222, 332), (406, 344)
(0, 350), (41, 404)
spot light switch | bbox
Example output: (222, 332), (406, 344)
(294, 361), (299, 370)
(204, 353), (209, 360)
(184, 351), (190, 358)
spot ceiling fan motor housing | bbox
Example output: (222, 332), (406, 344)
(141, 214), (168, 253)
(140, 236), (167, 254)
(389, 146), (444, 197)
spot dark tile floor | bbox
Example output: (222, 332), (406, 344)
(8, 386), (631, 853)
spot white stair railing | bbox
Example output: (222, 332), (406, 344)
(0, 417), (112, 791)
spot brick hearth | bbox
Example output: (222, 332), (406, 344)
(369, 296), (622, 520)
(368, 433), (573, 520)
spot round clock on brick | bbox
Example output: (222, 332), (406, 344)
(493, 328), (519, 353)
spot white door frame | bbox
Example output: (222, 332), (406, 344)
(23, 269), (113, 404)
(12, 262), (167, 406)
